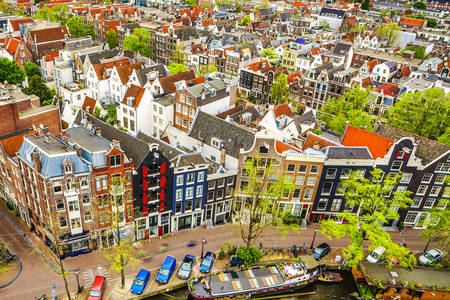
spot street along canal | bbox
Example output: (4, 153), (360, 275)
(145, 270), (357, 300)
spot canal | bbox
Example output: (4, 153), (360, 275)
(146, 271), (357, 300)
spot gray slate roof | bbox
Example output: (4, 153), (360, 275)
(320, 7), (345, 18)
(171, 152), (208, 168)
(189, 111), (255, 158)
(333, 42), (352, 56)
(188, 80), (229, 107)
(323, 146), (373, 159)
(229, 106), (261, 123)
(135, 64), (167, 86)
(86, 49), (120, 65)
(375, 124), (450, 166)
(136, 131), (183, 161)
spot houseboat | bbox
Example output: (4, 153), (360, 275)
(188, 255), (323, 300)
(353, 262), (450, 300)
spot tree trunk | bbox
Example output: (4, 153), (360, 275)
(246, 218), (253, 249)
(59, 254), (72, 300)
(120, 252), (125, 289)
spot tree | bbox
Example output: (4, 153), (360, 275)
(350, 24), (368, 35)
(271, 73), (289, 104)
(377, 23), (401, 46)
(167, 63), (188, 75)
(22, 75), (55, 105)
(260, 48), (280, 66)
(361, 0), (370, 10)
(103, 105), (117, 125)
(320, 20), (331, 30)
(0, 1), (16, 14)
(106, 29), (118, 49)
(235, 3), (242, 13)
(413, 1), (426, 10)
(320, 169), (415, 268)
(66, 16), (94, 38)
(318, 86), (374, 134)
(185, 0), (197, 6)
(426, 18), (437, 28)
(100, 177), (138, 290)
(237, 158), (299, 249)
(239, 15), (252, 26)
(0, 58), (25, 84)
(24, 62), (41, 78)
(385, 88), (450, 146)
(123, 28), (153, 58)
(50, 5), (70, 25)
(171, 43), (185, 64)
(197, 64), (217, 76)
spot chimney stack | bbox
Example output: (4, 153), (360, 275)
(32, 149), (41, 172)
(61, 129), (68, 143)
(220, 148), (226, 166)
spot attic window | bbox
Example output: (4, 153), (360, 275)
(211, 137), (222, 149)
(259, 145), (269, 154)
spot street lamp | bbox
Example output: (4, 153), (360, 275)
(74, 269), (83, 293)
(201, 237), (207, 259)
(52, 284), (56, 300)
(310, 228), (318, 250)
(423, 234), (434, 254)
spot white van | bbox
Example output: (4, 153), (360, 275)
(367, 246), (386, 263)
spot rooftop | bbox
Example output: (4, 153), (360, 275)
(66, 126), (112, 153)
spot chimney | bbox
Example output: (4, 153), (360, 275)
(32, 149), (41, 172)
(38, 124), (49, 136)
(74, 145), (82, 157)
(112, 139), (121, 149)
(220, 148), (226, 166)
(95, 126), (101, 136)
(60, 129), (68, 143)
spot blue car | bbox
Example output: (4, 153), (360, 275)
(130, 269), (150, 295)
(156, 255), (176, 284)
(200, 251), (215, 273)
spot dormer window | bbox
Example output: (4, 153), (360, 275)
(211, 137), (222, 149)
(65, 165), (72, 173)
(110, 154), (121, 167)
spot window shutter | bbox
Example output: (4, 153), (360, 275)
(142, 166), (148, 177)
(160, 162), (166, 174)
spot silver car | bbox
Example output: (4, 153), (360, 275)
(178, 254), (195, 279)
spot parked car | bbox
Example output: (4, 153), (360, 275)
(87, 276), (106, 300)
(311, 243), (330, 261)
(156, 256), (177, 284)
(200, 251), (215, 273)
(367, 246), (386, 263)
(130, 269), (151, 295)
(419, 248), (443, 266)
(178, 254), (196, 279)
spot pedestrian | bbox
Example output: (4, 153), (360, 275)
(259, 242), (263, 250)
(401, 239), (407, 247)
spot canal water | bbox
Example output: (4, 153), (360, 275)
(146, 271), (357, 300)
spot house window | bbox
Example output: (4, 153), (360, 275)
(417, 185), (428, 196)
(68, 200), (79, 212)
(176, 116), (181, 125)
(355, 169), (366, 179)
(59, 216), (67, 228)
(208, 181), (215, 190)
(335, 182), (345, 195)
(84, 210), (92, 222)
(307, 177), (316, 186)
(411, 197), (422, 208)
(287, 164), (296, 173)
(218, 179), (225, 187)
(196, 185), (203, 197)
(400, 173), (412, 184)
(53, 182), (62, 193)
(322, 182), (333, 195)
(429, 186), (441, 197)
(65, 165), (72, 173)
(259, 145), (269, 154)
(317, 198), (328, 210)
(217, 189), (224, 199)
(330, 199), (342, 211)
(303, 189), (313, 200)
(326, 168), (337, 179)
(423, 198), (435, 209)
(435, 174), (446, 184)
(125, 171), (131, 183)
(65, 179), (74, 191)
(175, 202), (182, 213)
(435, 163), (450, 172)
(396, 185), (407, 193)
(110, 155), (121, 167)
(436, 200), (447, 209)
(176, 175), (184, 185)
(207, 191), (215, 201)
(130, 120), (135, 132)
(56, 199), (65, 210)
(293, 188), (302, 199)
(227, 177), (234, 186)
(421, 173), (433, 183)
(176, 189), (183, 201)
(310, 165), (319, 174)
(82, 194), (90, 205)
(185, 187), (194, 199)
(391, 160), (403, 171)
(80, 178), (89, 188)
(298, 165), (307, 173)
(295, 176), (305, 185)
(182, 119), (188, 128)
(404, 211), (418, 224)
(185, 200), (193, 212)
(186, 173), (195, 184)
(197, 171), (205, 183)
(341, 168), (351, 179)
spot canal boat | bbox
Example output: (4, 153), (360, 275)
(188, 255), (323, 300)
(318, 271), (343, 283)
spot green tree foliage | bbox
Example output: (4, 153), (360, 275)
(361, 0), (370, 10)
(317, 86), (374, 134)
(0, 58), (25, 84)
(24, 62), (41, 78)
(320, 169), (415, 268)
(377, 22), (401, 46)
(403, 45), (426, 59)
(103, 105), (117, 125)
(171, 43), (185, 64)
(413, 1), (426, 9)
(123, 28), (153, 58)
(235, 3), (242, 13)
(237, 246), (262, 266)
(350, 24), (368, 35)
(271, 73), (289, 104)
(22, 75), (55, 105)
(106, 29), (118, 49)
(66, 16), (94, 38)
(426, 18), (437, 28)
(185, 0), (197, 6)
(35, 5), (70, 25)
(320, 20), (331, 30)
(239, 15), (253, 26)
(197, 64), (217, 76)
(167, 63), (188, 75)
(260, 48), (280, 66)
(385, 88), (450, 146)
(0, 1), (15, 14)
(238, 158), (300, 249)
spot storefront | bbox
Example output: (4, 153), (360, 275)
(172, 211), (203, 232)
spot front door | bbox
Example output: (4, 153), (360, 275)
(178, 215), (192, 231)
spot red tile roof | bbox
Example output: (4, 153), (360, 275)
(201, 18), (214, 27)
(376, 82), (400, 98)
(341, 125), (394, 159)
(310, 47), (322, 56)
(287, 72), (302, 83)
(0, 129), (37, 157)
(273, 103), (293, 118)
(247, 59), (271, 71)
(9, 18), (33, 32)
(158, 70), (195, 94)
(401, 65), (411, 77)
(383, 16), (391, 24)
(400, 17), (425, 27)
(122, 85), (145, 108)
(115, 62), (145, 84)
(29, 26), (69, 43)
(275, 140), (302, 154)
(44, 50), (59, 63)
(302, 131), (339, 150)
(361, 77), (373, 88)
(186, 76), (205, 86)
(82, 96), (96, 114)
(366, 59), (378, 72)
(93, 58), (129, 80)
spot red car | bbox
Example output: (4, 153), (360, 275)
(87, 276), (106, 300)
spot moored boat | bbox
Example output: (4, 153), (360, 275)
(318, 271), (343, 283)
(188, 255), (323, 300)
